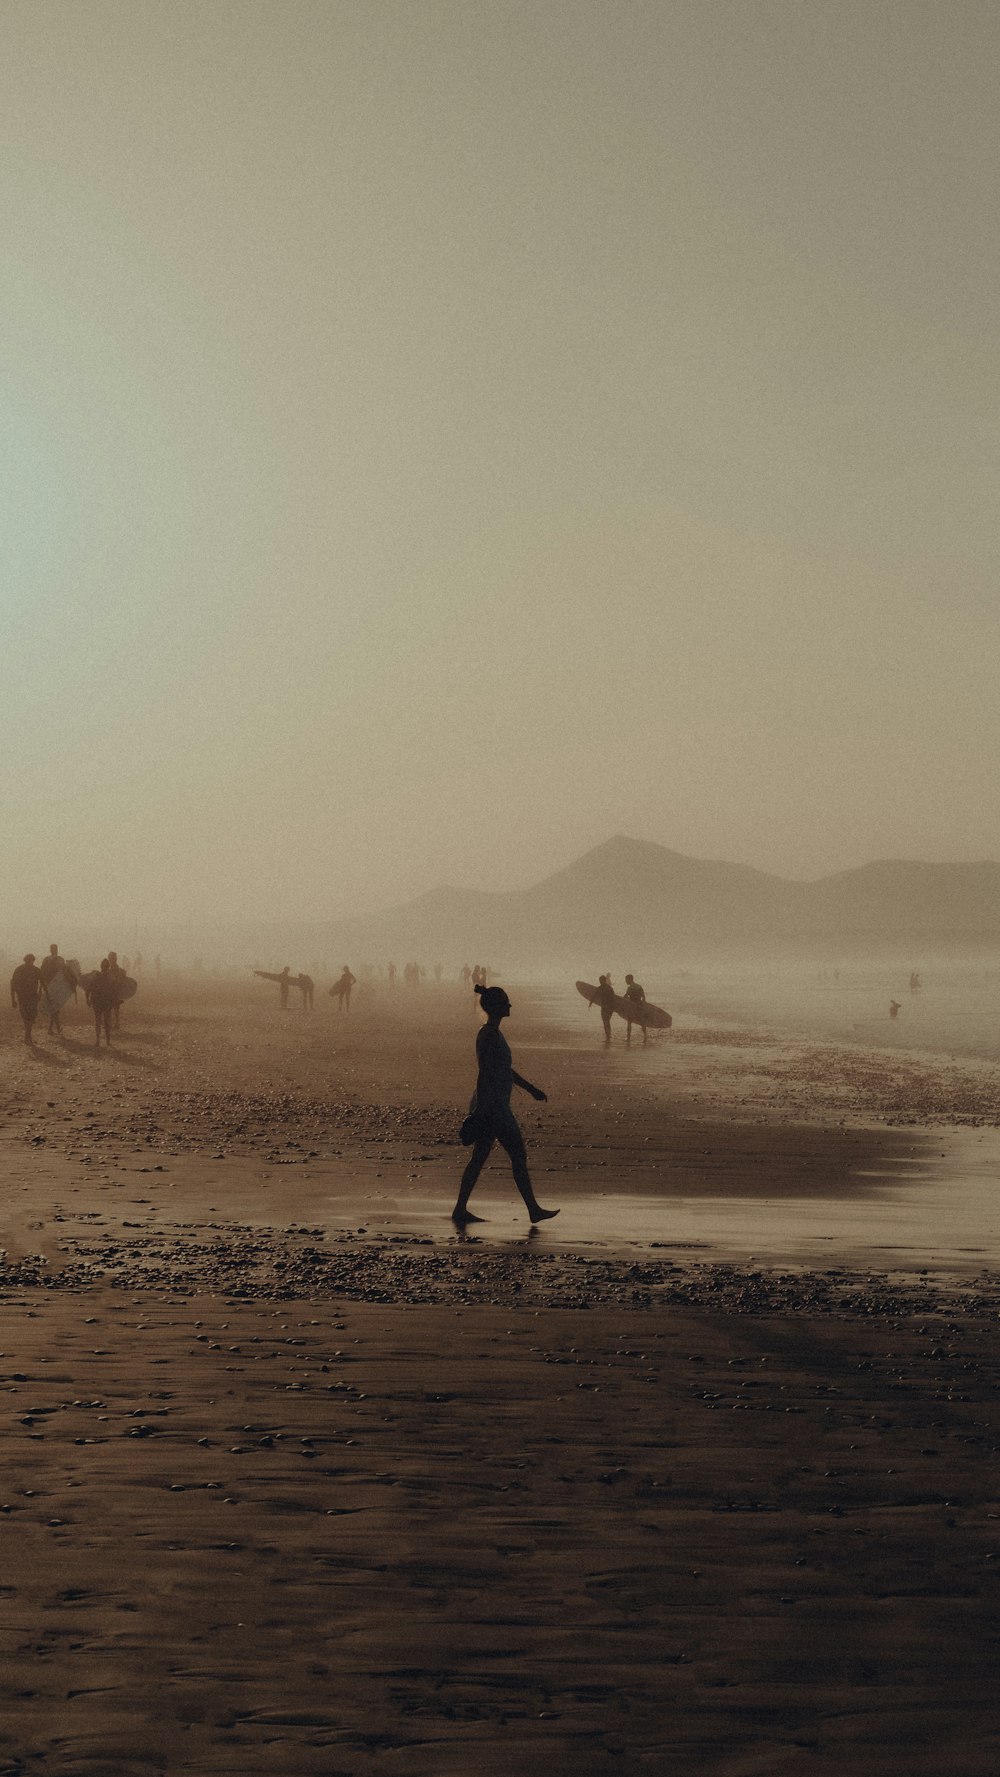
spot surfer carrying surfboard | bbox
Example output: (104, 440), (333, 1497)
(85, 959), (117, 1047)
(623, 973), (648, 1046)
(596, 974), (616, 1043)
(330, 966), (356, 1011)
(40, 944), (74, 1036)
(452, 983), (559, 1228)
(107, 952), (128, 1029)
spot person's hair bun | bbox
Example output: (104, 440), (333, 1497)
(474, 982), (486, 997)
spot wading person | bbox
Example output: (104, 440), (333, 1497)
(10, 954), (43, 1046)
(452, 982), (559, 1227)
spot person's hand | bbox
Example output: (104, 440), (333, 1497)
(532, 1087), (547, 1102)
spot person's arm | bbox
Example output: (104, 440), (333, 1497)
(512, 1069), (547, 1101)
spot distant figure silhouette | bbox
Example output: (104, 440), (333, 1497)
(10, 954), (43, 1045)
(330, 966), (356, 1011)
(107, 951), (127, 1029)
(889, 999), (901, 1019)
(278, 966), (292, 1008)
(452, 983), (558, 1227)
(623, 972), (647, 1045)
(461, 963), (472, 987)
(86, 958), (116, 1047)
(387, 961), (397, 987)
(298, 973), (315, 1009)
(597, 973), (616, 1043)
(909, 971), (921, 992)
(39, 944), (71, 1036)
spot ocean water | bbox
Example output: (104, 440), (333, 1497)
(511, 968), (1000, 1272)
(664, 961), (1000, 1064)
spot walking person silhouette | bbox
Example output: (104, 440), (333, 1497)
(452, 983), (559, 1227)
(10, 954), (43, 1046)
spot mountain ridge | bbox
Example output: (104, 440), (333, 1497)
(263, 836), (1000, 966)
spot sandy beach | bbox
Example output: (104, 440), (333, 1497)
(2, 976), (998, 1774)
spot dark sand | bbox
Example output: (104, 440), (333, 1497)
(1, 978), (998, 1774)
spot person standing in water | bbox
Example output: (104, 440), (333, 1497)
(452, 982), (559, 1227)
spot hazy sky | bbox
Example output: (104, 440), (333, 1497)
(3, 0), (998, 930)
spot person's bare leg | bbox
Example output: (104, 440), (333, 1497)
(452, 1137), (492, 1223)
(503, 1136), (559, 1224)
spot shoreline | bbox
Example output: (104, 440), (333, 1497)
(1, 979), (998, 1772)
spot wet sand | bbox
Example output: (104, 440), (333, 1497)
(1, 978), (998, 1773)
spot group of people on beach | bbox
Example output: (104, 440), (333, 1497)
(259, 961), (490, 1007)
(461, 964), (492, 989)
(10, 946), (131, 1047)
(592, 973), (650, 1043)
(258, 966), (356, 1010)
(10, 938), (556, 1231)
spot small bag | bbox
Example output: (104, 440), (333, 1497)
(459, 1110), (492, 1146)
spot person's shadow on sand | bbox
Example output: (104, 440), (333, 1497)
(58, 1036), (159, 1072)
(26, 1044), (70, 1069)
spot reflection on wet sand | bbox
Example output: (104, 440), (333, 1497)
(1, 972), (998, 1774)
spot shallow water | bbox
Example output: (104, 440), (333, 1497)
(309, 1126), (1000, 1275)
(667, 960), (1000, 1062)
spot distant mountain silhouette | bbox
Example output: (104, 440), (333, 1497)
(299, 836), (1000, 967)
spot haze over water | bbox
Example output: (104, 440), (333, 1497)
(4, 16), (1000, 1763)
